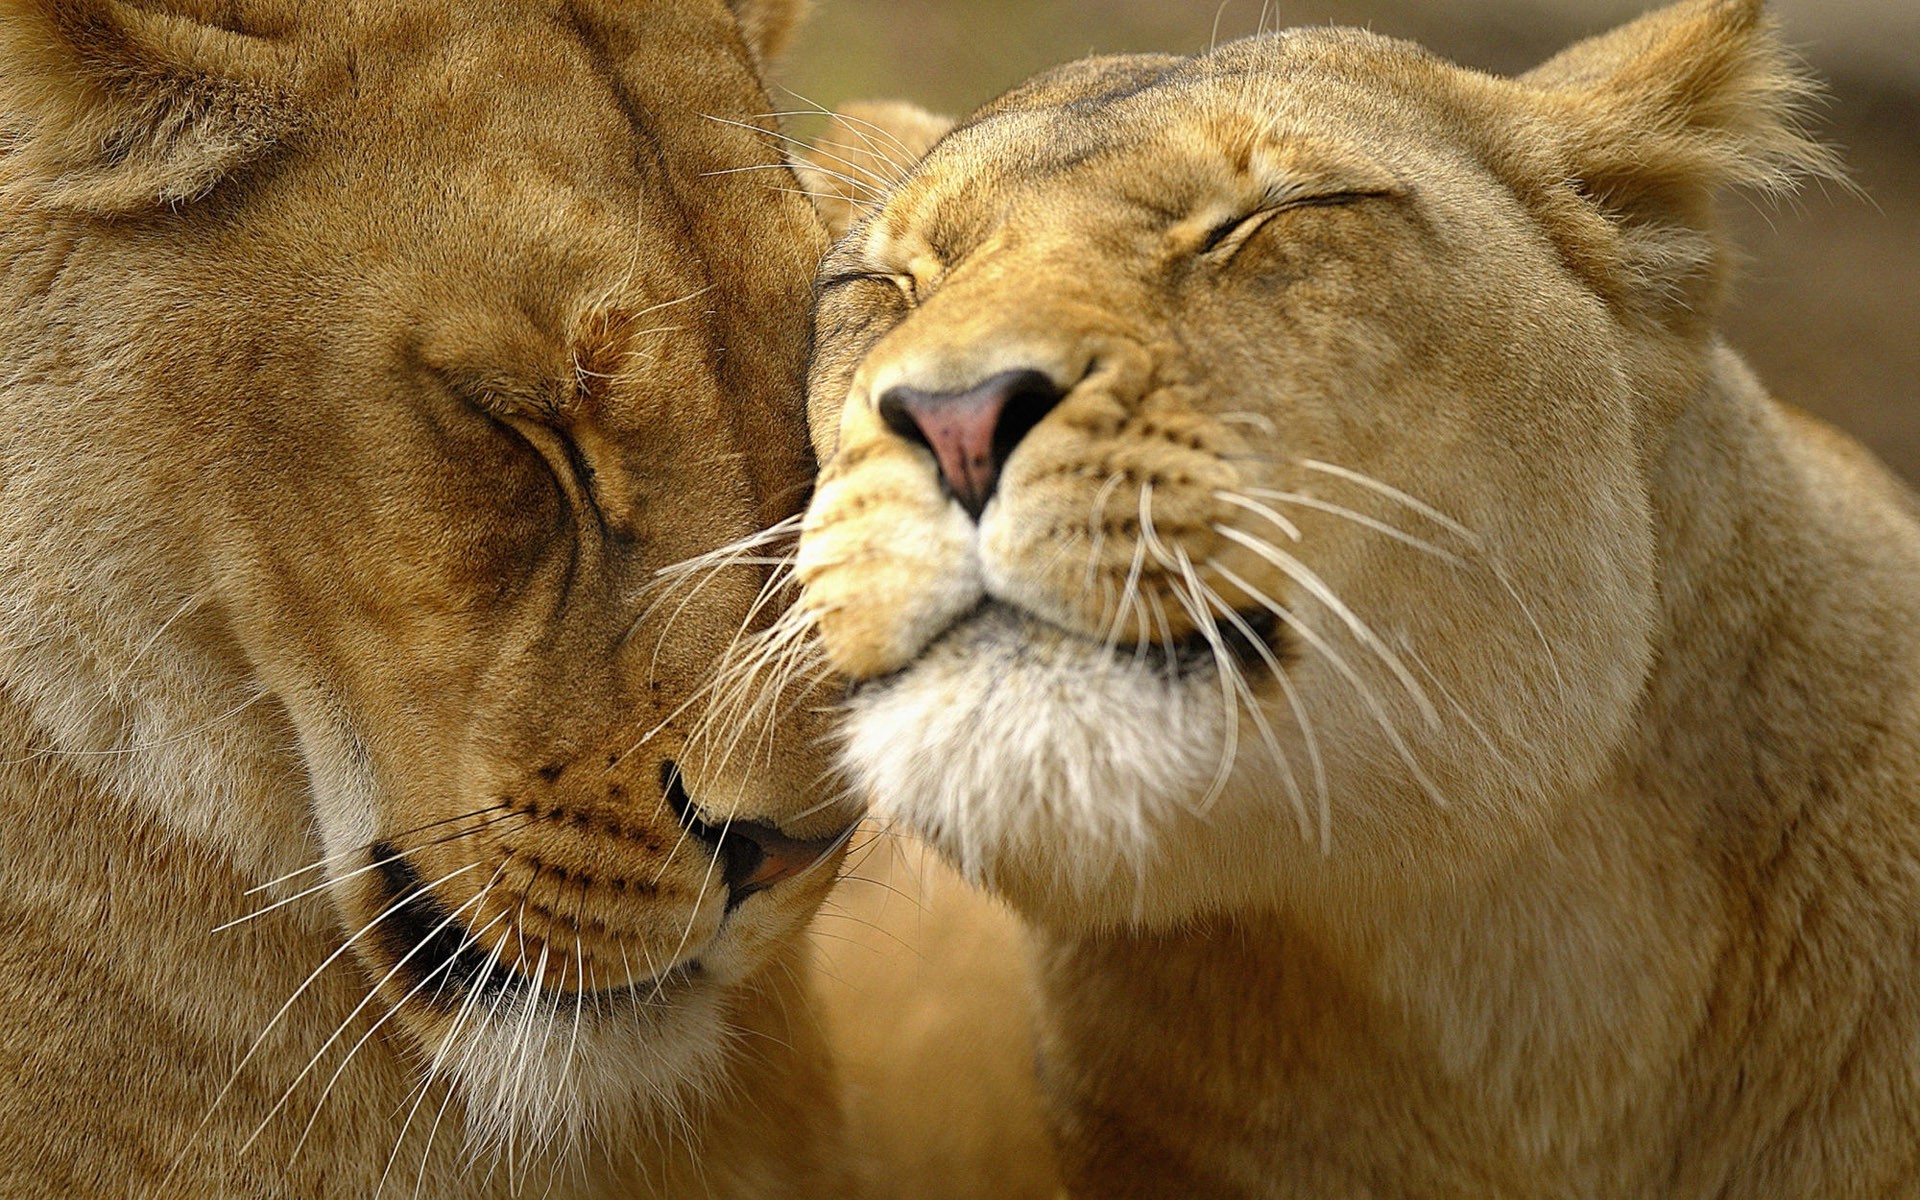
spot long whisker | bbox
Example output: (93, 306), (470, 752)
(703, 160), (884, 201)
(772, 127), (906, 192)
(289, 872), (511, 1164)
(698, 114), (896, 196)
(1207, 561), (1332, 849)
(1154, 558), (1239, 810)
(1186, 561), (1314, 841)
(504, 941), (551, 1182)
(1212, 523), (1440, 730)
(234, 860), (489, 1156)
(1295, 460), (1565, 696)
(220, 809), (527, 932)
(1297, 459), (1481, 545)
(176, 859), (485, 1178)
(638, 517), (797, 636)
(430, 927), (516, 1190)
(378, 920), (509, 1198)
(1136, 484), (1241, 813)
(1105, 507), (1152, 654)
(767, 90), (924, 164)
(1213, 490), (1303, 542)
(246, 803), (511, 897)
(772, 185), (882, 213)
(1207, 553), (1448, 808)
(1241, 487), (1467, 566)
(800, 133), (913, 192)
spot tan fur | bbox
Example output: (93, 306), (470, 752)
(797, 99), (956, 242)
(0, 0), (855, 1195)
(796, 2), (1920, 1194)
(724, 0), (810, 67)
(811, 836), (1060, 1200)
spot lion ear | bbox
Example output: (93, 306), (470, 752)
(797, 100), (955, 239)
(726, 0), (810, 64)
(1523, 0), (1835, 211)
(0, 0), (304, 213)
(1510, 0), (1839, 319)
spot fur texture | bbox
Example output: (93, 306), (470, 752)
(0, 0), (855, 1195)
(795, 2), (1920, 1195)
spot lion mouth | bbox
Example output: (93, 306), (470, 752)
(1139, 605), (1284, 675)
(369, 848), (694, 1009)
(854, 599), (1287, 696)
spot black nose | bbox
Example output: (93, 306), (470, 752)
(660, 762), (849, 909)
(876, 368), (1068, 519)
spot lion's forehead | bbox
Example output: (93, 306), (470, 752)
(880, 44), (1452, 259)
(328, 1), (787, 211)
(285, 4), (822, 460)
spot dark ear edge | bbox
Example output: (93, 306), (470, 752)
(797, 100), (956, 240)
(727, 0), (812, 65)
(0, 0), (306, 212)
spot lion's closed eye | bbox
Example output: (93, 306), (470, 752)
(1197, 187), (1395, 258)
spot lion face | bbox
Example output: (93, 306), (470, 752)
(799, 12), (1816, 931)
(2, 0), (846, 1152)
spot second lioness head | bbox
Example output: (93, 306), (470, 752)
(797, 4), (1821, 929)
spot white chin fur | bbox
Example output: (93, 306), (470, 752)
(842, 605), (1228, 910)
(438, 975), (731, 1164)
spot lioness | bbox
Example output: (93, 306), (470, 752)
(796, 1), (1920, 1194)
(0, 0), (858, 1195)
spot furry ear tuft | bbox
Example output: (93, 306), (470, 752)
(726, 0), (811, 65)
(1500, 0), (1842, 326)
(1525, 0), (1839, 215)
(0, 0), (304, 212)
(798, 100), (954, 238)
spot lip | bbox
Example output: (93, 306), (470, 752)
(850, 598), (1287, 697)
(1126, 604), (1284, 675)
(369, 846), (693, 1009)
(659, 765), (857, 912)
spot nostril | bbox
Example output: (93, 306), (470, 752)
(659, 760), (848, 910)
(875, 368), (1068, 520)
(877, 389), (933, 449)
(660, 760), (706, 835)
(989, 370), (1069, 471)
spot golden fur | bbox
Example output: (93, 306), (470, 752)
(0, 0), (856, 1195)
(796, 2), (1920, 1194)
(809, 837), (1059, 1200)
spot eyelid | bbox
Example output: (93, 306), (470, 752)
(434, 365), (563, 421)
(817, 270), (882, 290)
(818, 270), (918, 304)
(1200, 188), (1391, 257)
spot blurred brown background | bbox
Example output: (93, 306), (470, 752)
(778, 0), (1920, 480)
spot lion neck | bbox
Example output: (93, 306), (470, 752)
(1029, 342), (1920, 1196)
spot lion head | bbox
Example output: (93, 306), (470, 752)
(0, 0), (852, 1175)
(796, 0), (1833, 931)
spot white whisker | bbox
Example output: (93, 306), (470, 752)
(1212, 523), (1440, 730)
(239, 861), (490, 1156)
(1298, 459), (1481, 545)
(1213, 489), (1303, 542)
(1208, 555), (1448, 808)
(1242, 487), (1467, 566)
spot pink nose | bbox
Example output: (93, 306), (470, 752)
(877, 369), (1067, 519)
